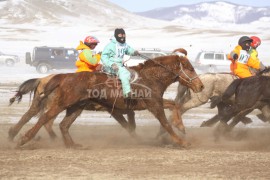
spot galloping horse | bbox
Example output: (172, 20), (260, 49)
(209, 68), (270, 133)
(16, 48), (204, 148)
(9, 76), (182, 141)
(174, 71), (270, 130)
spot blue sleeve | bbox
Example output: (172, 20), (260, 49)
(125, 45), (135, 55)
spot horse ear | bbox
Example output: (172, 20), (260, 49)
(173, 48), (187, 56)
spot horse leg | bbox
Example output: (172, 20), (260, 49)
(17, 106), (63, 147)
(126, 110), (136, 132)
(110, 110), (138, 138)
(147, 102), (189, 147)
(43, 117), (57, 140)
(8, 101), (40, 141)
(227, 109), (254, 131)
(59, 106), (84, 148)
(257, 105), (270, 122)
(200, 114), (220, 127)
(162, 100), (185, 133)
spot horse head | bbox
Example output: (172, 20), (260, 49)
(173, 48), (204, 93)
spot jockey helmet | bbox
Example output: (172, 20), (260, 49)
(238, 36), (252, 51)
(250, 36), (261, 48)
(84, 36), (100, 44)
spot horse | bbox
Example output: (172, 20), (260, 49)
(15, 48), (204, 148)
(173, 70), (270, 130)
(209, 69), (270, 133)
(8, 76), (182, 141)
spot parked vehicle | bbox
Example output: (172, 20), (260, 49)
(124, 48), (172, 66)
(194, 51), (230, 73)
(0, 51), (20, 66)
(25, 46), (78, 73)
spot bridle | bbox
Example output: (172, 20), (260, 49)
(139, 53), (199, 85)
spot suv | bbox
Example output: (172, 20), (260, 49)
(194, 51), (230, 73)
(124, 48), (172, 66)
(0, 51), (20, 66)
(26, 46), (79, 73)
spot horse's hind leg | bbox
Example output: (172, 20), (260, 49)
(17, 107), (62, 147)
(126, 110), (136, 132)
(43, 118), (57, 140)
(59, 106), (84, 148)
(110, 110), (138, 138)
(8, 102), (40, 141)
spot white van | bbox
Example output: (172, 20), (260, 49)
(194, 51), (230, 73)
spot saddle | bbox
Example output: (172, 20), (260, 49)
(100, 65), (138, 83)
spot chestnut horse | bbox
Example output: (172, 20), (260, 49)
(16, 48), (204, 148)
(8, 76), (182, 141)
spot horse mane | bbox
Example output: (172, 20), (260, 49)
(131, 48), (193, 71)
(257, 66), (270, 75)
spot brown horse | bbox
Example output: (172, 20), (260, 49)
(16, 48), (204, 148)
(9, 77), (184, 141)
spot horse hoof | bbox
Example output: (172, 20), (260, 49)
(182, 141), (191, 148)
(16, 135), (29, 147)
(8, 128), (16, 141)
(200, 121), (207, 127)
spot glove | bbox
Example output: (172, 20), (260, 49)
(95, 64), (103, 71)
(232, 54), (238, 61)
(111, 63), (119, 72)
(133, 50), (140, 56)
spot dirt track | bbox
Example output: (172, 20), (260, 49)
(1, 123), (270, 179)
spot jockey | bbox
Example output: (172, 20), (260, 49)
(75, 36), (101, 72)
(227, 36), (265, 78)
(101, 28), (139, 98)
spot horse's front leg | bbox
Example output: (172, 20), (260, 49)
(147, 101), (189, 148)
(17, 107), (62, 147)
(200, 114), (220, 127)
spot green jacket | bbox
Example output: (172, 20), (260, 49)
(101, 37), (135, 67)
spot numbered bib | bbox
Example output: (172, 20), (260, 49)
(237, 50), (250, 64)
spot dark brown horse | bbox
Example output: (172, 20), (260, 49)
(210, 74), (270, 135)
(16, 48), (204, 148)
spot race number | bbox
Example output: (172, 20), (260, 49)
(237, 50), (250, 64)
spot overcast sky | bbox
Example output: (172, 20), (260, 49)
(108, 0), (270, 12)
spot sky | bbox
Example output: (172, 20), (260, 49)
(108, 0), (270, 12)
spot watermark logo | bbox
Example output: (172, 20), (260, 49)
(87, 73), (152, 99)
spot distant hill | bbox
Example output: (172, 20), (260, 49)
(0, 0), (166, 28)
(136, 1), (270, 28)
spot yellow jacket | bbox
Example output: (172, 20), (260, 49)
(75, 41), (101, 72)
(227, 45), (261, 78)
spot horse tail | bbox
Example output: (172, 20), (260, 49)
(210, 78), (242, 108)
(9, 78), (40, 105)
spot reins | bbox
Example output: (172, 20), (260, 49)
(138, 53), (198, 84)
